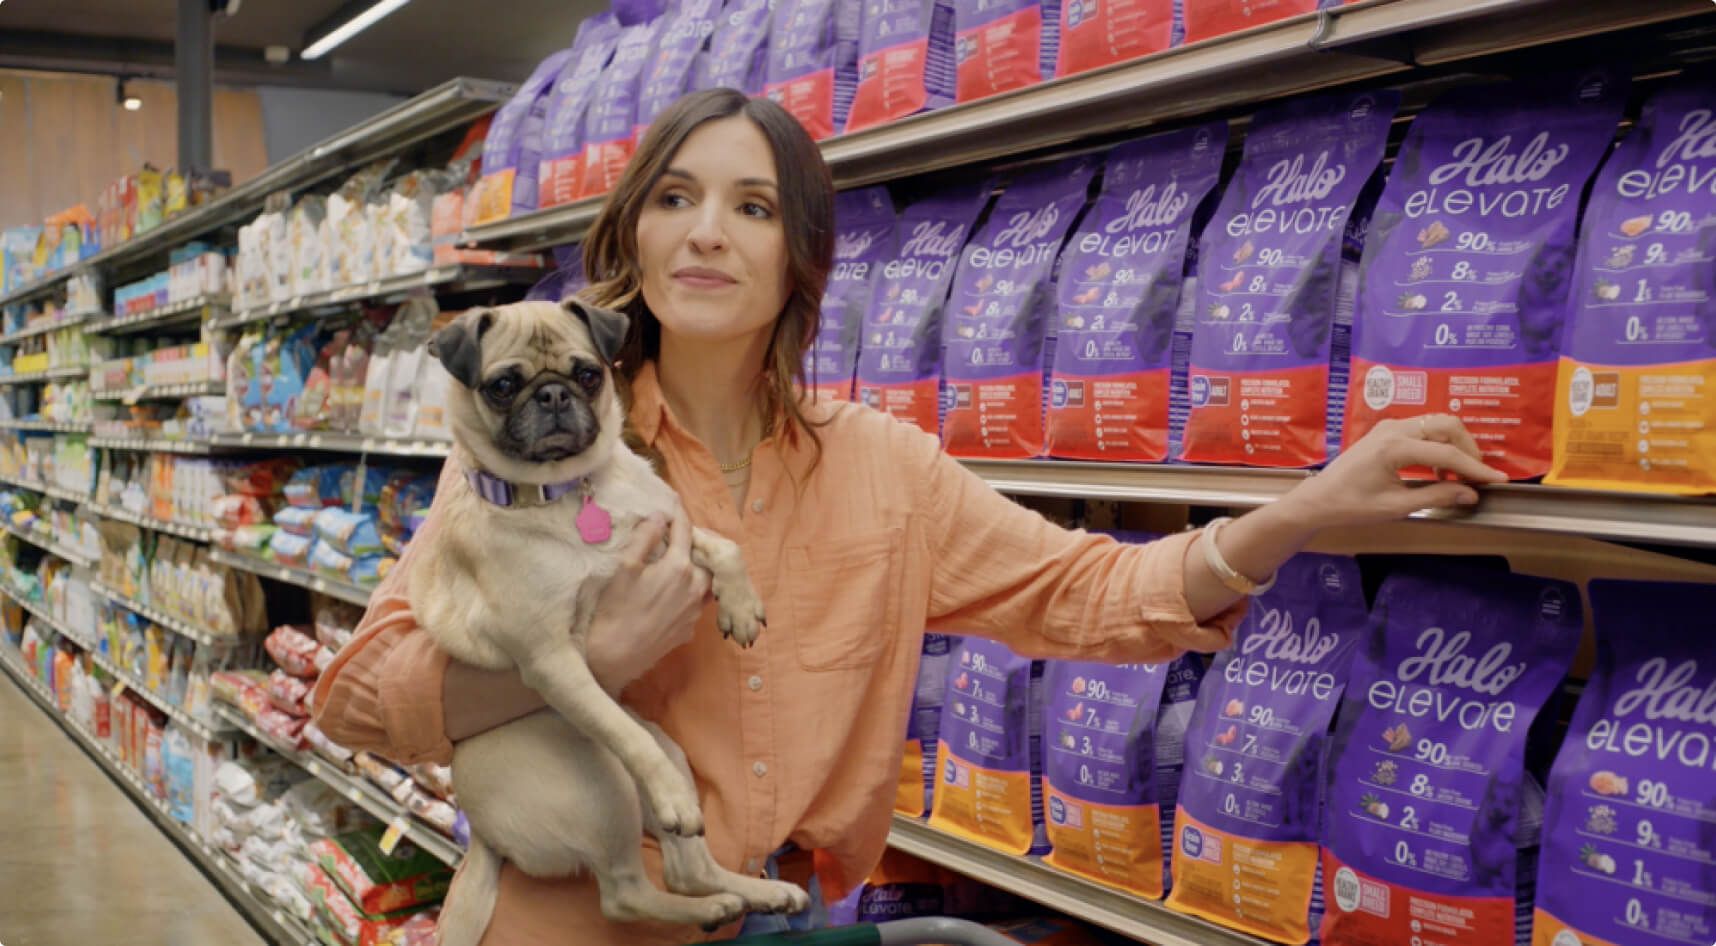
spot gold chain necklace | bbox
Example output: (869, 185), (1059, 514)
(719, 452), (754, 474)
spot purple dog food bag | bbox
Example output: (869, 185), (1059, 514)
(857, 181), (993, 436)
(1166, 553), (1368, 944)
(1534, 579), (1716, 946)
(899, 633), (956, 817)
(473, 48), (576, 223)
(697, 0), (776, 94)
(942, 155), (1098, 459)
(953, 0), (1060, 105)
(1320, 567), (1582, 946)
(1048, 122), (1227, 463)
(765, 0), (862, 140)
(538, 14), (623, 209)
(1180, 89), (1398, 469)
(930, 637), (1049, 856)
(1041, 654), (1203, 900)
(581, 0), (671, 199)
(843, 0), (958, 134)
(1346, 68), (1628, 482)
(636, 0), (725, 136)
(810, 186), (897, 402)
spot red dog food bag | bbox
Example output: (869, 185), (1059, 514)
(856, 181), (993, 434)
(943, 155), (1098, 458)
(1320, 566), (1581, 946)
(1180, 89), (1397, 468)
(953, 0), (1059, 104)
(844, 0), (958, 133)
(1056, 0), (1174, 78)
(1048, 122), (1227, 461)
(538, 14), (622, 209)
(931, 637), (1050, 855)
(1181, 0), (1341, 46)
(765, 0), (862, 139)
(1550, 70), (1716, 495)
(1347, 69), (1628, 481)
(810, 186), (897, 402)
(1533, 579), (1716, 946)
(581, 0), (671, 199)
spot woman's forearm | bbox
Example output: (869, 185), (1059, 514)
(1181, 500), (1321, 622)
(441, 612), (643, 743)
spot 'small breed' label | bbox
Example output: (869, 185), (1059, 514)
(1549, 72), (1716, 495)
(1345, 69), (1628, 480)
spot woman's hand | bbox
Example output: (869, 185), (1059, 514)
(584, 503), (712, 693)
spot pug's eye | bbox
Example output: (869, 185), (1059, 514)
(573, 364), (603, 394)
(484, 376), (520, 402)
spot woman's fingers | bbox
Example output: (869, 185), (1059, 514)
(666, 501), (693, 560)
(1417, 413), (1485, 462)
(1391, 438), (1506, 483)
(1391, 480), (1481, 516)
(624, 515), (669, 567)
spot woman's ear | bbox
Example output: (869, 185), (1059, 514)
(562, 298), (631, 364)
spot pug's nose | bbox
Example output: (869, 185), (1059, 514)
(535, 383), (574, 412)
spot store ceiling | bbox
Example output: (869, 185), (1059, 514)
(0, 0), (610, 93)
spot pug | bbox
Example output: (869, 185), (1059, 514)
(413, 299), (808, 946)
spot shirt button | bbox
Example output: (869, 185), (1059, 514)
(751, 499), (764, 513)
(745, 858), (761, 874)
(752, 761), (768, 778)
(747, 675), (763, 692)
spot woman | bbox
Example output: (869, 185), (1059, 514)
(312, 89), (1502, 945)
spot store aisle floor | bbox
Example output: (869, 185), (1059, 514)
(0, 675), (267, 946)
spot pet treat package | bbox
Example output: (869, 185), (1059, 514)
(953, 0), (1058, 104)
(930, 637), (1050, 856)
(857, 182), (992, 435)
(1180, 89), (1398, 468)
(843, 0), (957, 133)
(1533, 580), (1716, 946)
(636, 0), (724, 136)
(697, 0), (776, 94)
(1055, 0), (1174, 78)
(812, 186), (898, 401)
(1346, 69), (1629, 481)
(1047, 123), (1226, 461)
(1320, 567), (1582, 946)
(1550, 72), (1716, 495)
(582, 0), (670, 199)
(942, 156), (1098, 458)
(1181, 0), (1338, 46)
(1040, 654), (1202, 899)
(765, 0), (862, 140)
(1165, 553), (1368, 943)
(538, 14), (623, 209)
(899, 633), (956, 817)
(473, 49), (575, 224)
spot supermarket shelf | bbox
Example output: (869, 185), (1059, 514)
(208, 429), (453, 458)
(0, 269), (75, 312)
(0, 472), (94, 505)
(208, 547), (374, 607)
(464, 0), (1716, 252)
(0, 419), (94, 434)
(86, 295), (230, 335)
(214, 703), (465, 868)
(959, 460), (1716, 549)
(91, 581), (244, 650)
(0, 649), (316, 946)
(0, 311), (95, 345)
(92, 379), (225, 402)
(887, 815), (1267, 946)
(2, 581), (100, 652)
(0, 365), (89, 386)
(88, 503), (215, 543)
(90, 435), (221, 454)
(212, 264), (539, 330)
(0, 519), (97, 568)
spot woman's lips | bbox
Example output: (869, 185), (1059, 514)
(672, 267), (738, 290)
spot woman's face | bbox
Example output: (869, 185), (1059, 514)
(636, 115), (789, 348)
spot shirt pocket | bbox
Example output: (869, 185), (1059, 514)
(782, 527), (902, 672)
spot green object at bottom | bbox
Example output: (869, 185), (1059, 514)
(710, 926), (882, 946)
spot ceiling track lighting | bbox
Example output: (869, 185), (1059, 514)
(300, 0), (413, 61)
(118, 78), (142, 112)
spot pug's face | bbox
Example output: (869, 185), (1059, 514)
(430, 299), (631, 486)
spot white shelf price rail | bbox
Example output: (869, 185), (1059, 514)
(90, 580), (245, 650)
(0, 420), (95, 434)
(0, 520), (97, 568)
(0, 311), (96, 345)
(0, 365), (89, 386)
(0, 472), (95, 505)
(212, 264), (540, 330)
(88, 503), (215, 544)
(91, 379), (225, 403)
(86, 296), (230, 335)
(208, 547), (375, 607)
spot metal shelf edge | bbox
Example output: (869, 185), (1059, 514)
(207, 548), (374, 607)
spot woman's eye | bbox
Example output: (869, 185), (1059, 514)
(573, 365), (603, 393)
(659, 192), (691, 209)
(740, 202), (774, 219)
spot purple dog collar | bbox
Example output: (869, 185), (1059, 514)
(465, 468), (585, 508)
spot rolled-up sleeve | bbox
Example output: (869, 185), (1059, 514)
(912, 433), (1245, 661)
(310, 459), (459, 767)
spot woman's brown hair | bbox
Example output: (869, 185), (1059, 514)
(581, 88), (836, 460)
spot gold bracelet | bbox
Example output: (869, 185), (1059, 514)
(1201, 517), (1278, 596)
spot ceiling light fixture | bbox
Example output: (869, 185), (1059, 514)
(300, 0), (412, 61)
(118, 78), (142, 111)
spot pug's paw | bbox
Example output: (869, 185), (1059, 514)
(642, 767), (705, 838)
(714, 576), (766, 649)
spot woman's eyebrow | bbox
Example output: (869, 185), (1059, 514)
(662, 168), (698, 182)
(738, 177), (779, 191)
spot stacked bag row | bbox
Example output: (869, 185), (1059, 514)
(0, 431), (96, 495)
(90, 336), (226, 395)
(4, 376), (98, 426)
(96, 452), (234, 530)
(95, 516), (269, 639)
(901, 535), (1716, 946)
(812, 68), (1716, 495)
(112, 242), (230, 315)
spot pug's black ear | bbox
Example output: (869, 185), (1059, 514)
(429, 309), (495, 389)
(562, 297), (630, 365)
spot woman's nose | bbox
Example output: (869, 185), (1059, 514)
(687, 207), (728, 253)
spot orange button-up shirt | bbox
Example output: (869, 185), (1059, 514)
(311, 362), (1244, 946)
